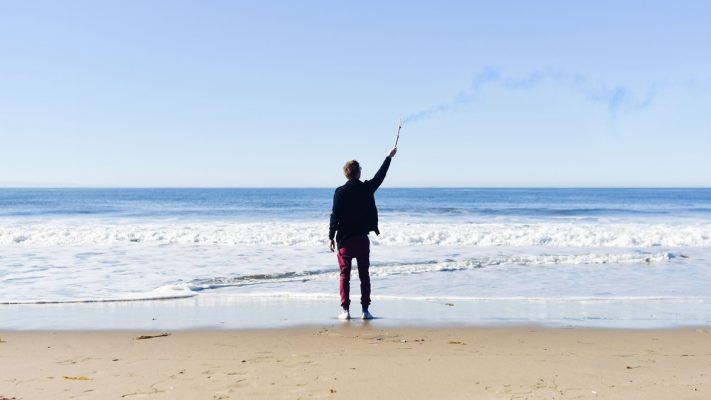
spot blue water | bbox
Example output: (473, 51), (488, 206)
(1, 188), (710, 220)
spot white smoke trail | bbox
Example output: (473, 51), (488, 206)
(403, 67), (657, 125)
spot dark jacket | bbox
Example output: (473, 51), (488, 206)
(329, 157), (392, 249)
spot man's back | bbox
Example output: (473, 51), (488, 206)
(329, 156), (392, 249)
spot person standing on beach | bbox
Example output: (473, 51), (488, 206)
(329, 147), (397, 320)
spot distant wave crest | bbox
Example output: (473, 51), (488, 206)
(1, 221), (710, 247)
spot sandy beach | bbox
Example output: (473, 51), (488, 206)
(1, 326), (709, 399)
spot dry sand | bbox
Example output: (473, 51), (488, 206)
(1, 326), (710, 399)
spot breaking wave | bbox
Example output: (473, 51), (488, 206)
(1, 221), (710, 247)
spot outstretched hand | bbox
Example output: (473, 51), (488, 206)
(388, 147), (397, 158)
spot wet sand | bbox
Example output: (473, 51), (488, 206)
(1, 326), (710, 399)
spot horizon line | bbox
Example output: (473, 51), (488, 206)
(1, 186), (710, 190)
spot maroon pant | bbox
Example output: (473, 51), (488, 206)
(337, 235), (370, 309)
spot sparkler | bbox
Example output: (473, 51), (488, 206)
(395, 119), (402, 148)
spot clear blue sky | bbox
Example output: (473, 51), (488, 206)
(1, 1), (709, 187)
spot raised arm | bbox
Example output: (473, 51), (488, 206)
(366, 147), (397, 192)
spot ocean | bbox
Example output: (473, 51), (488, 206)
(0, 188), (711, 305)
(1, 188), (710, 327)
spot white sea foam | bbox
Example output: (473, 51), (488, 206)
(0, 285), (197, 305)
(201, 292), (711, 302)
(1, 220), (710, 247)
(1, 218), (708, 305)
(0, 247), (678, 304)
(185, 251), (674, 291)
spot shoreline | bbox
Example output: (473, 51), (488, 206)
(2, 294), (710, 331)
(1, 326), (709, 399)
